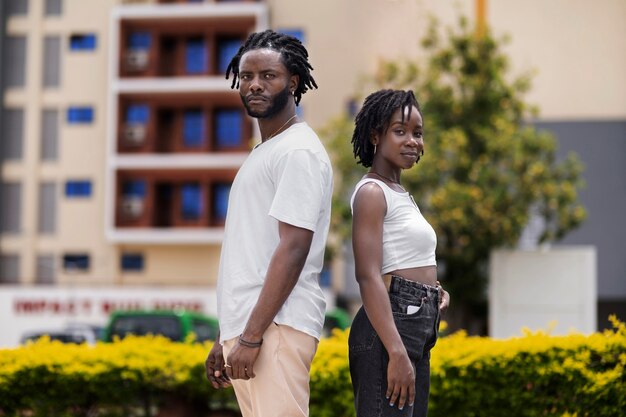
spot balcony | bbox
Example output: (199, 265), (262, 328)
(115, 169), (235, 229)
(117, 93), (251, 153)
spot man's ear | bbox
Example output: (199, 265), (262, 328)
(289, 74), (299, 94)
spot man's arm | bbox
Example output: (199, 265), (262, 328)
(225, 221), (313, 380)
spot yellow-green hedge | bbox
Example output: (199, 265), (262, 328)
(1, 318), (624, 417)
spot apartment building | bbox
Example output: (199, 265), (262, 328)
(0, 0), (268, 288)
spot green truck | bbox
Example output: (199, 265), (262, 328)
(104, 308), (351, 343)
(103, 310), (219, 343)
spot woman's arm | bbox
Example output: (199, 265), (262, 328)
(352, 183), (415, 410)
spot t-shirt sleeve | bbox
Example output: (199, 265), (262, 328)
(269, 149), (328, 232)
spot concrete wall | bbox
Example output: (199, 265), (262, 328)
(489, 247), (597, 338)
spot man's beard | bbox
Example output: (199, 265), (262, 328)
(241, 86), (291, 119)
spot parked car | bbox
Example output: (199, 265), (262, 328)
(103, 310), (219, 343)
(20, 323), (102, 345)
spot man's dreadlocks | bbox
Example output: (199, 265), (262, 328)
(225, 30), (318, 105)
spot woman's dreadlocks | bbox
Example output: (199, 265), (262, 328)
(351, 89), (422, 167)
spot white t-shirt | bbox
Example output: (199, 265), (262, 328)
(216, 122), (333, 342)
(350, 178), (437, 274)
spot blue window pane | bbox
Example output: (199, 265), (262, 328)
(63, 254), (90, 271)
(217, 38), (242, 73)
(126, 105), (149, 124)
(67, 107), (94, 124)
(70, 34), (97, 51)
(185, 37), (207, 74)
(181, 183), (203, 220)
(213, 183), (231, 222)
(65, 181), (92, 197)
(121, 253), (144, 271)
(128, 32), (151, 49)
(214, 109), (242, 148)
(277, 29), (305, 44)
(183, 109), (205, 147)
(122, 180), (146, 197)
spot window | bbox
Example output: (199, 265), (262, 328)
(191, 319), (218, 343)
(6, 0), (28, 16)
(3, 36), (27, 88)
(69, 34), (97, 51)
(121, 180), (146, 219)
(122, 180), (147, 198)
(128, 32), (151, 50)
(121, 253), (144, 272)
(36, 255), (56, 285)
(45, 0), (62, 16)
(38, 182), (57, 234)
(212, 183), (231, 223)
(214, 109), (243, 149)
(126, 104), (150, 124)
(217, 38), (242, 73)
(1, 109), (24, 161)
(181, 183), (203, 220)
(41, 109), (59, 161)
(183, 109), (204, 147)
(0, 254), (20, 284)
(63, 254), (90, 271)
(65, 180), (92, 198)
(67, 106), (94, 124)
(43, 36), (61, 87)
(0, 183), (22, 234)
(185, 37), (207, 74)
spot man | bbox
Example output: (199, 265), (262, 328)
(205, 30), (333, 417)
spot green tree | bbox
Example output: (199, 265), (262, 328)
(322, 17), (586, 333)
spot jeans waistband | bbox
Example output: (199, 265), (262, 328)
(383, 274), (440, 299)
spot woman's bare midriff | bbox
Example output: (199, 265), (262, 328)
(387, 265), (438, 287)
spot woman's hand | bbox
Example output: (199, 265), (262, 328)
(386, 350), (415, 411)
(437, 281), (450, 313)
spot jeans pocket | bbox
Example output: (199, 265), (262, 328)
(348, 308), (378, 353)
(390, 294), (426, 317)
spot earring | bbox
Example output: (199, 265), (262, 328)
(374, 144), (377, 155)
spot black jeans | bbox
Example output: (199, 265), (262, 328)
(349, 275), (440, 417)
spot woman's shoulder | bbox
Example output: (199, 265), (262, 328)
(350, 177), (390, 214)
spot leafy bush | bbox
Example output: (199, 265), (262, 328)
(1, 318), (624, 417)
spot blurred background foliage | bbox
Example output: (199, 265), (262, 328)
(322, 17), (586, 333)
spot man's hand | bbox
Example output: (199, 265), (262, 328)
(205, 342), (231, 389)
(225, 341), (261, 380)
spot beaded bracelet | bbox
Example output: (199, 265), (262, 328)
(238, 336), (263, 348)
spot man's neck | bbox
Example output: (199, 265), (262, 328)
(258, 109), (300, 142)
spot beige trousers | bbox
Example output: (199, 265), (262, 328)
(223, 323), (318, 417)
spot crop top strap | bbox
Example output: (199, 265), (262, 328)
(349, 178), (392, 214)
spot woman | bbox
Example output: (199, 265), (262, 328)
(348, 89), (450, 417)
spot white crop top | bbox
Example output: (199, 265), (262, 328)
(350, 178), (437, 274)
